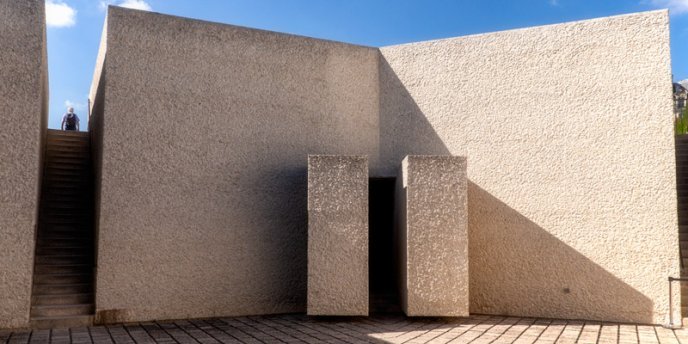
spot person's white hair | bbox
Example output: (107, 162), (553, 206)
(67, 106), (74, 113)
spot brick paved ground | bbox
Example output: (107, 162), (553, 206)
(3, 314), (688, 344)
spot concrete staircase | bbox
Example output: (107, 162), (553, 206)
(31, 130), (95, 329)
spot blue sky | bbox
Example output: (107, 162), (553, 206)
(45, 0), (688, 130)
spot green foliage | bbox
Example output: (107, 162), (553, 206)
(676, 106), (688, 135)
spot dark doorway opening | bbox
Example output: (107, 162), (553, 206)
(369, 177), (401, 314)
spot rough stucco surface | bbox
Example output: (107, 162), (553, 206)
(0, 0), (47, 329)
(307, 156), (368, 316)
(397, 156), (468, 317)
(92, 7), (379, 323)
(380, 11), (677, 324)
(89, 18), (107, 304)
(87, 7), (679, 325)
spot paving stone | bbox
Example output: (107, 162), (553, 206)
(492, 318), (537, 344)
(513, 319), (552, 344)
(193, 320), (243, 344)
(28, 330), (50, 344)
(656, 326), (680, 344)
(7, 332), (31, 344)
(428, 319), (481, 344)
(673, 328), (688, 344)
(155, 322), (197, 344)
(88, 327), (114, 344)
(5, 314), (688, 343)
(122, 325), (155, 344)
(619, 324), (639, 344)
(555, 321), (584, 344)
(138, 323), (174, 344)
(472, 317), (521, 344)
(637, 325), (660, 344)
(575, 323), (601, 344)
(0, 331), (11, 343)
(533, 320), (567, 344)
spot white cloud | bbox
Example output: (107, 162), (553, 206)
(64, 100), (86, 113)
(119, 0), (152, 11)
(100, 0), (152, 11)
(45, 0), (76, 28)
(549, 0), (560, 6)
(648, 0), (688, 14)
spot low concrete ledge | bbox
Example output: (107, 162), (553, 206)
(397, 155), (469, 317)
(307, 155), (369, 316)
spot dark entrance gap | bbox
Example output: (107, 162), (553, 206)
(369, 177), (401, 314)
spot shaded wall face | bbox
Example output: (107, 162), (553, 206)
(0, 0), (47, 329)
(94, 8), (380, 322)
(380, 11), (677, 323)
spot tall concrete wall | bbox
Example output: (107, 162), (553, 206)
(0, 0), (48, 329)
(89, 7), (678, 324)
(90, 7), (379, 323)
(380, 11), (677, 324)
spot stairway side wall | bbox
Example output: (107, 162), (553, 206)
(91, 7), (380, 323)
(89, 15), (107, 292)
(0, 0), (48, 329)
(380, 10), (677, 324)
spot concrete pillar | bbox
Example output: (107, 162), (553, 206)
(0, 0), (48, 329)
(307, 155), (368, 316)
(396, 155), (469, 317)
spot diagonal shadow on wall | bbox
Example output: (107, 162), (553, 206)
(377, 55), (451, 176)
(468, 181), (653, 324)
(379, 53), (654, 323)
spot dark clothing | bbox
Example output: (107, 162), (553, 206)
(62, 112), (80, 131)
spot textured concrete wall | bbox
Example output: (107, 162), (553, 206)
(380, 11), (677, 324)
(89, 16), (107, 291)
(90, 7), (677, 324)
(396, 156), (468, 317)
(0, 0), (47, 329)
(307, 155), (368, 316)
(92, 7), (379, 323)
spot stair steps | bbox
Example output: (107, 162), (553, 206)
(34, 255), (92, 265)
(34, 264), (92, 275)
(33, 273), (92, 285)
(31, 304), (94, 318)
(31, 129), (95, 328)
(32, 293), (93, 306)
(30, 315), (93, 330)
(37, 237), (92, 244)
(33, 283), (93, 295)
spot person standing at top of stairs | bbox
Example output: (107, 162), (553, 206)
(61, 107), (80, 131)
